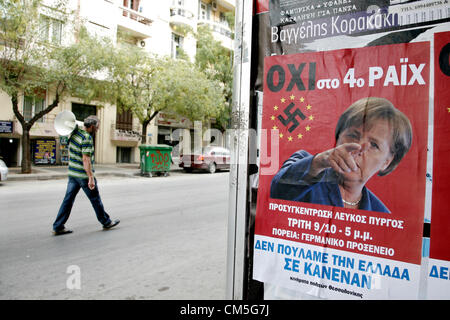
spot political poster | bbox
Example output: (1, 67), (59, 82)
(269, 0), (450, 42)
(34, 139), (56, 165)
(427, 31), (450, 299)
(267, 0), (450, 54)
(248, 0), (450, 300)
(252, 40), (430, 299)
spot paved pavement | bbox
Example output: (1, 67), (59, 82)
(7, 161), (183, 181)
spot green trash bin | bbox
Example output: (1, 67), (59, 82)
(139, 144), (173, 177)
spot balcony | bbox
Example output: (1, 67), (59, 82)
(197, 19), (233, 49)
(217, 0), (236, 11)
(12, 114), (57, 137)
(198, 19), (232, 38)
(117, 6), (153, 38)
(110, 123), (142, 145)
(170, 4), (195, 29)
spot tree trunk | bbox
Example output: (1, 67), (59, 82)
(10, 94), (31, 173)
(21, 127), (32, 173)
(141, 119), (149, 145)
(11, 90), (61, 174)
(140, 110), (159, 144)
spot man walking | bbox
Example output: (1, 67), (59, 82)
(53, 115), (120, 235)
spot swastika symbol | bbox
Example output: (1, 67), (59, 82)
(277, 102), (306, 132)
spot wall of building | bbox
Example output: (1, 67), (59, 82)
(0, 0), (234, 167)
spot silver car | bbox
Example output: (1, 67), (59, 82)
(0, 159), (8, 181)
(179, 146), (231, 173)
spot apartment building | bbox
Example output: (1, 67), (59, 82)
(0, 0), (235, 167)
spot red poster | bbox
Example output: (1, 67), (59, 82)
(430, 31), (450, 261)
(255, 0), (268, 13)
(426, 30), (450, 300)
(255, 41), (430, 266)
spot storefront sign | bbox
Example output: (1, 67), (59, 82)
(0, 121), (13, 133)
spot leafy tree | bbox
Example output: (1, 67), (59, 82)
(195, 24), (234, 130)
(109, 45), (158, 144)
(110, 45), (225, 144)
(153, 57), (225, 125)
(0, 0), (114, 173)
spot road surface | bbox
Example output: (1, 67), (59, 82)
(0, 172), (230, 299)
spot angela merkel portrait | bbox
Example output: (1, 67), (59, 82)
(270, 97), (413, 213)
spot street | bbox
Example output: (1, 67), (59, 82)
(0, 171), (230, 299)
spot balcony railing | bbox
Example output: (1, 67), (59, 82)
(110, 123), (142, 143)
(197, 19), (232, 39)
(119, 6), (152, 26)
(11, 113), (57, 136)
(169, 4), (195, 28)
(170, 7), (194, 19)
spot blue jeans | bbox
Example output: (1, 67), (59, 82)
(53, 176), (111, 231)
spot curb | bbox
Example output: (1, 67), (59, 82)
(7, 167), (184, 181)
(7, 174), (66, 181)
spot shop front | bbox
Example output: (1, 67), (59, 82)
(0, 120), (20, 167)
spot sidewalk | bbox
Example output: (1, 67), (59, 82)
(7, 161), (182, 181)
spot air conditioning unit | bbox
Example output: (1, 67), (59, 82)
(138, 39), (146, 48)
(212, 1), (217, 11)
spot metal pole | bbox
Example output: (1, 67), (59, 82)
(226, 0), (253, 300)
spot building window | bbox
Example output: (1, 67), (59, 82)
(123, 0), (139, 10)
(72, 103), (97, 122)
(116, 109), (133, 131)
(220, 12), (228, 25)
(171, 33), (184, 59)
(171, 0), (193, 19)
(23, 95), (45, 122)
(72, 103), (97, 150)
(199, 1), (210, 20)
(117, 147), (132, 163)
(124, 0), (133, 9)
(39, 15), (63, 45)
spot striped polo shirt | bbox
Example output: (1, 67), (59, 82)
(68, 128), (95, 179)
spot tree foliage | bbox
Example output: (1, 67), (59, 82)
(110, 44), (225, 144)
(195, 24), (234, 130)
(0, 0), (232, 172)
(0, 0), (114, 173)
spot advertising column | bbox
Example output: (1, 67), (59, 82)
(240, 0), (450, 300)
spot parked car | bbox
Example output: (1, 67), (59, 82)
(0, 159), (8, 182)
(179, 146), (231, 173)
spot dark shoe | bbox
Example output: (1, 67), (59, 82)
(103, 219), (120, 230)
(53, 228), (73, 236)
